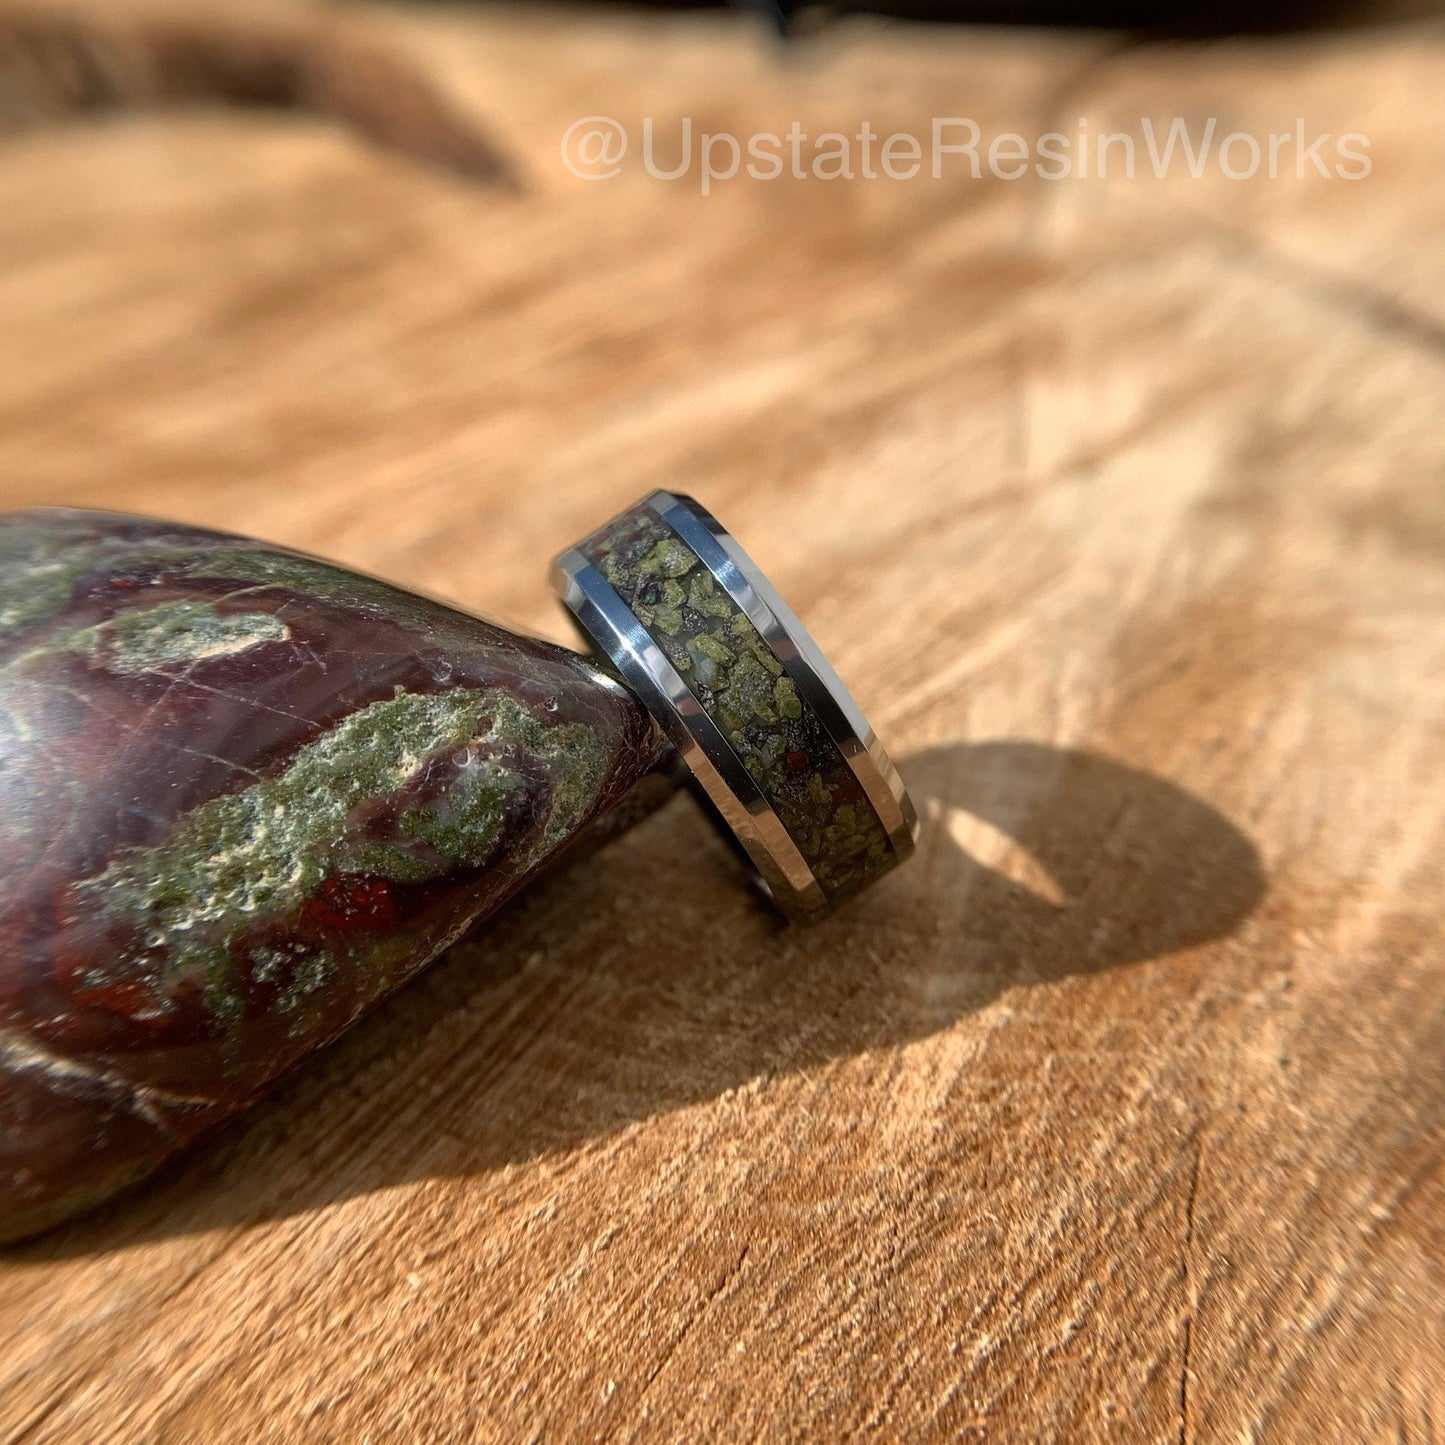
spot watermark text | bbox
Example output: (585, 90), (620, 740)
(561, 116), (1372, 192)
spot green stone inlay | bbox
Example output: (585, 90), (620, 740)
(583, 506), (894, 904)
(73, 687), (606, 1019)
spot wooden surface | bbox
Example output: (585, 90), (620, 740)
(1, 1), (1443, 1439)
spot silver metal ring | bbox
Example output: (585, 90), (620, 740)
(550, 491), (917, 919)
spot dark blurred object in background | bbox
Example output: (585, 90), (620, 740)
(0, 0), (1435, 180)
(450, 0), (1444, 34)
(0, 4), (513, 182)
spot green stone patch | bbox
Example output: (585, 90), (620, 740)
(74, 687), (606, 1022)
(4, 598), (291, 678)
(184, 547), (449, 634)
(90, 599), (290, 675)
(0, 524), (165, 637)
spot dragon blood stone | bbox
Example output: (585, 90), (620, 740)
(0, 510), (671, 1242)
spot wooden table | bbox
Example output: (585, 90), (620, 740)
(0, 2), (1441, 1438)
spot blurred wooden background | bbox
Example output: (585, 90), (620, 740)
(0, 0), (1441, 1438)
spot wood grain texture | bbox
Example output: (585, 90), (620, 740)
(0, 1), (1442, 1439)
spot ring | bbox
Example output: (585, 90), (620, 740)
(551, 491), (918, 918)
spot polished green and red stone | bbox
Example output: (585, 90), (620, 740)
(0, 510), (671, 1242)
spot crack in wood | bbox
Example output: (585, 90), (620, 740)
(1178, 1135), (1205, 1445)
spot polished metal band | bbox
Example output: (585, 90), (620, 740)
(550, 490), (917, 919)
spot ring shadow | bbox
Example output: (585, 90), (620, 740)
(10, 738), (1265, 1259)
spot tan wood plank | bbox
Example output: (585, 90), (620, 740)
(0, 3), (1440, 1438)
